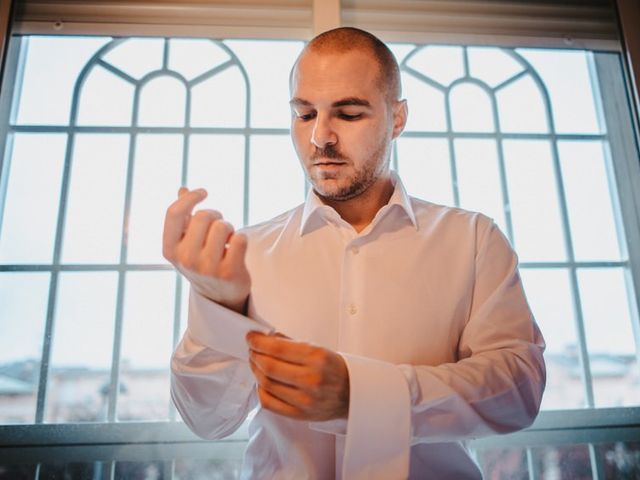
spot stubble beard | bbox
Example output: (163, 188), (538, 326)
(308, 142), (390, 202)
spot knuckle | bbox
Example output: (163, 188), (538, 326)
(230, 232), (248, 246)
(259, 358), (274, 377)
(304, 373), (322, 393)
(179, 251), (199, 271)
(212, 220), (233, 236)
(193, 210), (213, 223)
(309, 372), (323, 388)
(310, 348), (327, 366)
(261, 377), (273, 391)
(257, 386), (268, 405)
(166, 203), (182, 217)
(299, 393), (313, 409)
(162, 245), (175, 262)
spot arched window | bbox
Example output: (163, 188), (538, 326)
(0, 27), (639, 479)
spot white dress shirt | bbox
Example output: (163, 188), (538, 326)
(171, 173), (546, 479)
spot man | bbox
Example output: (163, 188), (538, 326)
(163, 27), (546, 479)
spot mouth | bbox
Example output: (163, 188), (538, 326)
(312, 161), (347, 166)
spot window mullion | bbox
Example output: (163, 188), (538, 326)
(593, 52), (640, 359)
(0, 35), (24, 251)
(106, 75), (142, 423)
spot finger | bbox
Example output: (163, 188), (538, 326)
(250, 350), (309, 388)
(246, 333), (313, 365)
(222, 233), (248, 273)
(178, 186), (189, 197)
(203, 220), (234, 270)
(255, 383), (304, 420)
(180, 210), (222, 257)
(163, 188), (207, 257)
(257, 385), (303, 419)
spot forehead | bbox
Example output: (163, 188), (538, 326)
(290, 49), (383, 104)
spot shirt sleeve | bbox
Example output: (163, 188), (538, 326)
(311, 219), (545, 478)
(170, 289), (267, 440)
(399, 219), (546, 444)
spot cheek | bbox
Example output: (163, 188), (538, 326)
(291, 124), (310, 153)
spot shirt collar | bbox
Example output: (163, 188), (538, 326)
(299, 171), (418, 236)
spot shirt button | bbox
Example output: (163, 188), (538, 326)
(348, 304), (357, 315)
(352, 246), (360, 255)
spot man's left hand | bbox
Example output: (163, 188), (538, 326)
(246, 332), (349, 421)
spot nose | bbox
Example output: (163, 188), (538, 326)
(311, 114), (337, 149)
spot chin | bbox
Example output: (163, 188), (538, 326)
(314, 181), (370, 202)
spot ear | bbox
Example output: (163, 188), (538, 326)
(391, 99), (408, 139)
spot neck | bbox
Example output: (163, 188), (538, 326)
(319, 174), (395, 233)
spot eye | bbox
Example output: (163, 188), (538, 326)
(338, 112), (362, 121)
(296, 111), (316, 121)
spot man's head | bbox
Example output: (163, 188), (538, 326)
(289, 27), (407, 202)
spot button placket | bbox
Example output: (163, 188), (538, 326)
(338, 238), (365, 352)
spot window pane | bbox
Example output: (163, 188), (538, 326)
(0, 133), (66, 264)
(577, 268), (640, 407)
(174, 458), (243, 479)
(468, 47), (524, 88)
(450, 83), (494, 132)
(102, 38), (164, 81)
(388, 43), (417, 66)
(405, 46), (464, 87)
(46, 272), (118, 422)
(559, 141), (622, 262)
(15, 36), (111, 125)
(188, 134), (245, 229)
(168, 38), (231, 81)
(477, 447), (528, 479)
(0, 463), (38, 478)
(504, 139), (566, 261)
(249, 136), (305, 225)
(454, 139), (506, 231)
(518, 49), (602, 135)
(127, 134), (182, 264)
(39, 462), (104, 479)
(520, 268), (585, 410)
(190, 65), (246, 128)
(138, 76), (186, 127)
(118, 272), (175, 421)
(225, 40), (304, 129)
(496, 75), (548, 133)
(401, 73), (446, 132)
(0, 272), (49, 424)
(61, 134), (129, 264)
(396, 138), (453, 206)
(530, 444), (592, 479)
(595, 441), (640, 478)
(77, 65), (135, 126)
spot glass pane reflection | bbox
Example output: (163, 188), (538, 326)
(596, 442), (640, 479)
(477, 447), (529, 480)
(531, 444), (592, 480)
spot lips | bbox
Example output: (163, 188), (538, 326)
(313, 161), (346, 166)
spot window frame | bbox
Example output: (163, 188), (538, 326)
(1, 1), (640, 477)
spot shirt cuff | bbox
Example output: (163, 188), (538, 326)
(340, 353), (412, 480)
(188, 288), (274, 361)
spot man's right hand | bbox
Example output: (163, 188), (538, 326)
(162, 187), (251, 314)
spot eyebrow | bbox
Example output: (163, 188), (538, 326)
(289, 97), (372, 108)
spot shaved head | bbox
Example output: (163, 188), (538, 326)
(292, 27), (401, 104)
